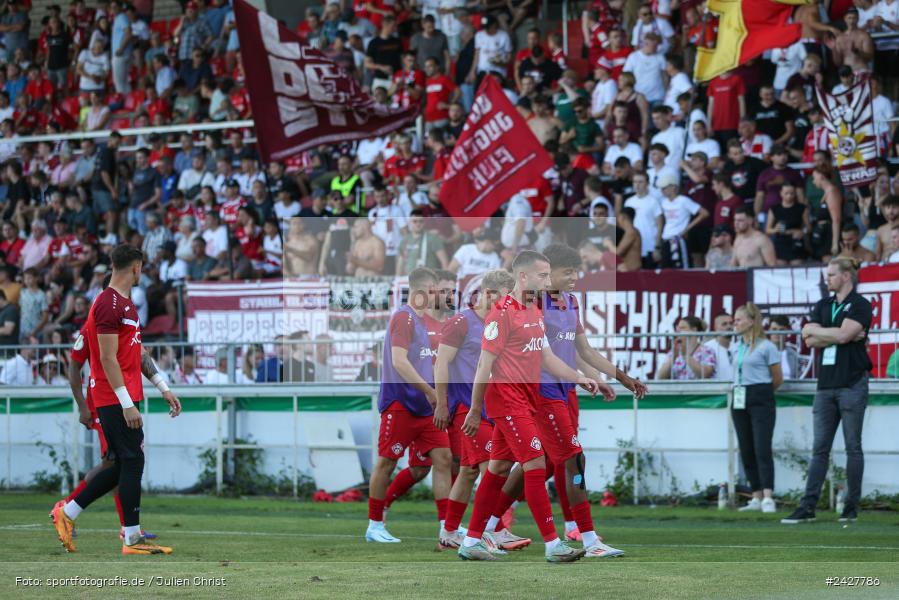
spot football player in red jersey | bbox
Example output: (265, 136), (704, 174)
(457, 251), (600, 563)
(53, 315), (173, 542)
(51, 246), (181, 555)
(435, 269), (531, 552)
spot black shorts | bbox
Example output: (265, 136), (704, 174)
(96, 404), (144, 463)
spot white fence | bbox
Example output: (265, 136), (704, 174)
(3, 380), (898, 506)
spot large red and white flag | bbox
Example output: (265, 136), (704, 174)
(233, 0), (420, 162)
(439, 75), (553, 231)
(816, 76), (878, 188)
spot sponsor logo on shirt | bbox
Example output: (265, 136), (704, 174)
(557, 332), (576, 341)
(522, 337), (545, 352)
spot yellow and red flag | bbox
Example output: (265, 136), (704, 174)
(694, 0), (811, 82)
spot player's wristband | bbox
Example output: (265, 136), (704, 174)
(114, 386), (135, 409)
(150, 373), (170, 393)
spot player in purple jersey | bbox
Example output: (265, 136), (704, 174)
(434, 269), (532, 552)
(536, 243), (648, 556)
(366, 268), (453, 544)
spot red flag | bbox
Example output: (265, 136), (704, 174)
(439, 75), (553, 231)
(233, 0), (420, 162)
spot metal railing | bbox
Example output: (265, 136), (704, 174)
(4, 328), (897, 385)
(3, 379), (897, 505)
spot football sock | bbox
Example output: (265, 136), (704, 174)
(544, 537), (562, 552)
(117, 455), (144, 528)
(464, 470), (507, 540)
(123, 525), (141, 544)
(435, 498), (448, 522)
(581, 530), (599, 547)
(565, 520), (578, 533)
(488, 489), (517, 530)
(368, 498), (386, 522)
(113, 492), (125, 526)
(484, 515), (500, 533)
(555, 462), (574, 522)
(444, 499), (468, 532)
(571, 501), (596, 546)
(73, 462), (119, 512)
(462, 535), (481, 548)
(384, 468), (416, 508)
(523, 469), (557, 542)
(65, 479), (87, 503)
(63, 500), (83, 521)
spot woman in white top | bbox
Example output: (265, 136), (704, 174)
(731, 303), (783, 513)
(174, 215), (199, 263)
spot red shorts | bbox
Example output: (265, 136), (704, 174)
(536, 396), (582, 462)
(568, 388), (579, 428)
(378, 402), (449, 461)
(452, 410), (493, 467)
(446, 409), (464, 459)
(92, 416), (109, 458)
(408, 441), (432, 467)
(489, 413), (545, 464)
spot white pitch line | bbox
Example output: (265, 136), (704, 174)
(4, 524), (899, 551)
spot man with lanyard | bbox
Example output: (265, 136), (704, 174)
(783, 257), (872, 524)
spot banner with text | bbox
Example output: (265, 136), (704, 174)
(439, 75), (553, 231)
(576, 270), (747, 380)
(234, 0), (420, 161)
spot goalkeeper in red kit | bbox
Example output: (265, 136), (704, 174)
(51, 245), (181, 555)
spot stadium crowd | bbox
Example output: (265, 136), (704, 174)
(0, 0), (898, 382)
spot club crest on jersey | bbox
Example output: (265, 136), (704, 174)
(484, 441), (493, 453)
(484, 321), (499, 341)
(391, 443), (403, 456)
(571, 435), (580, 447)
(522, 336), (545, 352)
(529, 437), (542, 451)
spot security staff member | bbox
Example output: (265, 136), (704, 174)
(782, 257), (872, 524)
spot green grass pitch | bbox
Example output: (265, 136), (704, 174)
(0, 493), (896, 599)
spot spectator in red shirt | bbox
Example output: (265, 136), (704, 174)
(235, 205), (264, 272)
(711, 172), (743, 231)
(423, 57), (458, 129)
(390, 52), (425, 110)
(25, 66), (53, 106)
(383, 134), (426, 184)
(547, 33), (567, 70)
(707, 70), (746, 148)
(595, 29), (631, 82)
(0, 221), (25, 267)
(426, 129), (451, 180)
